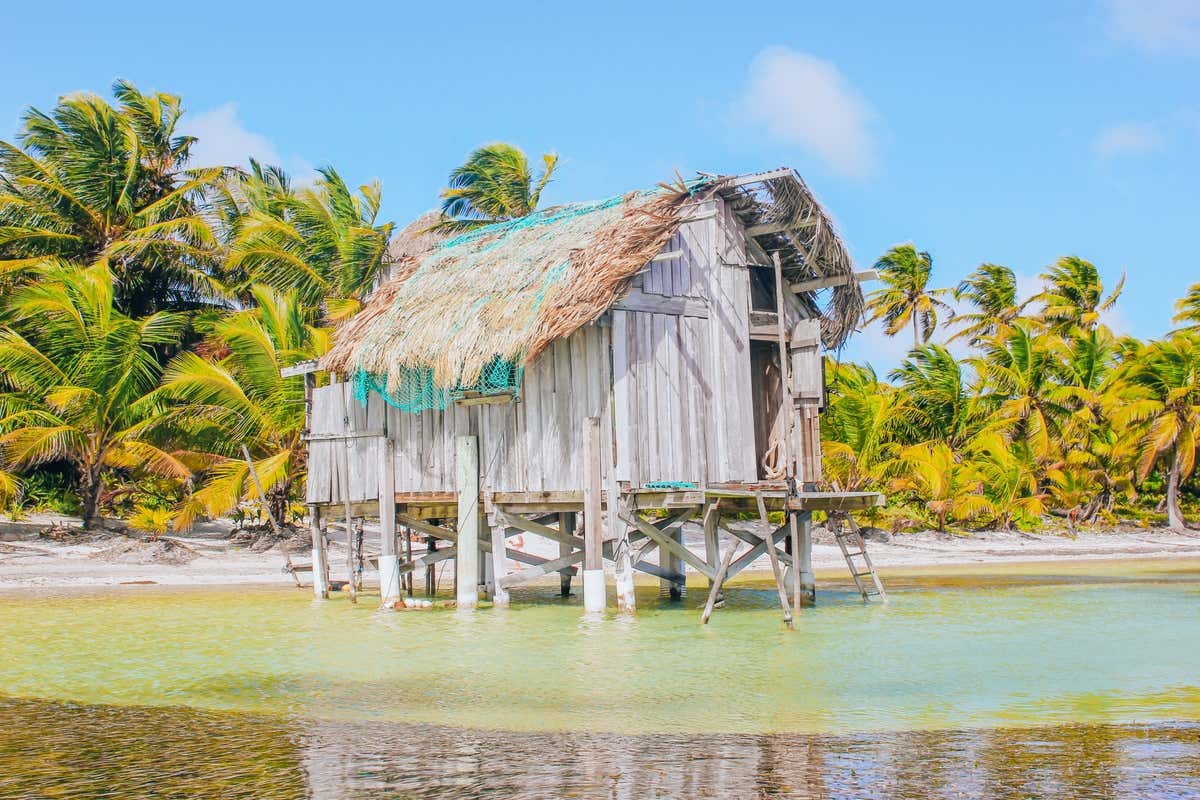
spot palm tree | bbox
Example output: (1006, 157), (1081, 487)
(865, 244), (954, 349)
(1047, 464), (1099, 535)
(0, 262), (190, 525)
(437, 143), (559, 232)
(1035, 256), (1123, 334)
(888, 442), (989, 531)
(155, 285), (329, 528)
(0, 80), (227, 316)
(1173, 282), (1200, 332)
(1114, 333), (1200, 530)
(890, 345), (988, 448)
(970, 434), (1045, 531)
(949, 263), (1025, 344)
(821, 360), (916, 491)
(971, 322), (1071, 464)
(224, 163), (392, 321)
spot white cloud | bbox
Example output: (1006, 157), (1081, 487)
(183, 103), (316, 183)
(735, 47), (876, 179)
(1103, 0), (1200, 54)
(1093, 121), (1165, 158)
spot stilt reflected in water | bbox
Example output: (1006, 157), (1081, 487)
(1, 697), (1196, 799)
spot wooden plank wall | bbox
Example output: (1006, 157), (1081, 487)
(305, 381), (384, 504)
(385, 323), (611, 494)
(613, 198), (757, 487)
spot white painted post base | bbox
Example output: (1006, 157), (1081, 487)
(582, 569), (606, 613)
(455, 436), (480, 610)
(311, 546), (329, 599)
(799, 511), (815, 602)
(379, 553), (401, 605)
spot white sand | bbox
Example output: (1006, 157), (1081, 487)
(1, 514), (1198, 591)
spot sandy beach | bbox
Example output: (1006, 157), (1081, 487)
(2, 514), (1198, 591)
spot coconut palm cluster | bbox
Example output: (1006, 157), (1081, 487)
(827, 246), (1199, 532)
(0, 82), (555, 532)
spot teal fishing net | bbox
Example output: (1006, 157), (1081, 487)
(353, 356), (524, 413)
(644, 481), (698, 490)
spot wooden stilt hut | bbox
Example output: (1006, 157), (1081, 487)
(294, 168), (884, 617)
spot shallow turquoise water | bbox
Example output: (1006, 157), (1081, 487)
(2, 566), (1200, 797)
(1, 567), (1197, 735)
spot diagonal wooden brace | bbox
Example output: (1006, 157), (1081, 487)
(619, 508), (713, 580)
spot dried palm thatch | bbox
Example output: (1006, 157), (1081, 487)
(322, 169), (861, 400)
(721, 168), (863, 348)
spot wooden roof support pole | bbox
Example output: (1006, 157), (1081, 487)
(773, 250), (803, 621)
(455, 435), (480, 609)
(582, 417), (606, 614)
(771, 251), (796, 484)
(337, 387), (356, 604)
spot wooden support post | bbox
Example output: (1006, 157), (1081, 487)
(455, 436), (480, 609)
(489, 509), (509, 607)
(403, 526), (414, 597)
(337, 391), (357, 604)
(378, 436), (401, 605)
(558, 512), (575, 597)
(308, 504), (329, 599)
(582, 417), (605, 614)
(758, 494), (793, 627)
(612, 490), (636, 614)
(702, 501), (721, 600)
(478, 512), (493, 596)
(425, 536), (436, 596)
(789, 512), (801, 620)
(798, 510), (815, 603)
(701, 540), (740, 625)
(661, 526), (685, 600)
(771, 251), (796, 481)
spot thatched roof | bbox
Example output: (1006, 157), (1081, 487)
(322, 169), (861, 390)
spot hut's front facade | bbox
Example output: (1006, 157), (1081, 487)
(299, 168), (882, 619)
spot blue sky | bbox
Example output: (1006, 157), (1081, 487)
(3, 0), (1197, 370)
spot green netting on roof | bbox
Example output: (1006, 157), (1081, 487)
(353, 356), (524, 413)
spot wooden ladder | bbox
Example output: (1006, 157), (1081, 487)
(831, 512), (888, 604)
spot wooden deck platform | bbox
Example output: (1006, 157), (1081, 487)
(313, 486), (883, 516)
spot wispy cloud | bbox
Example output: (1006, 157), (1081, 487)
(734, 47), (877, 179)
(1093, 121), (1165, 158)
(1102, 0), (1200, 55)
(183, 102), (316, 183)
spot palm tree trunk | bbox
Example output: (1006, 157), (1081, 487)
(913, 315), (920, 350)
(79, 465), (103, 530)
(1166, 448), (1186, 531)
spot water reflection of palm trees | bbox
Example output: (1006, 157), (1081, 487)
(2, 697), (1198, 799)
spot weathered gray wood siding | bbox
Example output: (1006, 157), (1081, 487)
(306, 381), (385, 504)
(309, 324), (612, 504)
(613, 197), (758, 486)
